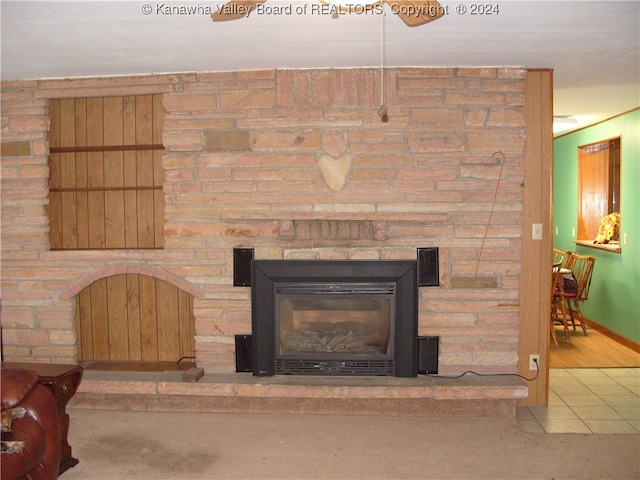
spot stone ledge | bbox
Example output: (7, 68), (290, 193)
(70, 394), (519, 417)
(72, 371), (528, 417)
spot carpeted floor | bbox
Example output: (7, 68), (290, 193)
(62, 408), (639, 480)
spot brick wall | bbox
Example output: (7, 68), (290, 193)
(0, 67), (526, 373)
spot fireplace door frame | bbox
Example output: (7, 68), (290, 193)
(251, 259), (418, 377)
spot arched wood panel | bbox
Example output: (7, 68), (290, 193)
(75, 274), (195, 364)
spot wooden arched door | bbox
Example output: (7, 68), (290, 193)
(75, 274), (195, 366)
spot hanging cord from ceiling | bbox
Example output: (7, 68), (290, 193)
(378, 7), (388, 122)
(474, 151), (506, 276)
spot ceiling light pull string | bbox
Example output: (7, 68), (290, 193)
(380, 4), (384, 106)
(378, 5), (388, 122)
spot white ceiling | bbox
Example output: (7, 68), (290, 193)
(1, 0), (638, 136)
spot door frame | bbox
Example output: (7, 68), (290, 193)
(518, 69), (554, 405)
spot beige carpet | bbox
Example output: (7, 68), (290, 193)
(62, 407), (639, 480)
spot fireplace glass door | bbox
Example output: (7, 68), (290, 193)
(274, 283), (395, 375)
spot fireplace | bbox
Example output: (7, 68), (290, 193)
(251, 260), (418, 377)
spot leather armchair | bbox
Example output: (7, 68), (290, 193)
(1, 368), (61, 480)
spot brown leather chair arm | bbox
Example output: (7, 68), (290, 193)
(2, 414), (46, 478)
(1, 368), (61, 480)
(1, 368), (39, 409)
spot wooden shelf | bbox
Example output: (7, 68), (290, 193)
(575, 240), (621, 253)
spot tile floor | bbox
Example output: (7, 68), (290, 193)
(518, 367), (640, 433)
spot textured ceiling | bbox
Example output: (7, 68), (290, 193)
(1, 0), (638, 135)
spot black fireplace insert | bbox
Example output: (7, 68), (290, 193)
(251, 260), (418, 377)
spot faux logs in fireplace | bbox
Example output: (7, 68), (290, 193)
(251, 260), (418, 377)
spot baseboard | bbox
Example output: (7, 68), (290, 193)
(583, 317), (640, 353)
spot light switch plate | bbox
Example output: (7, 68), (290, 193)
(532, 223), (542, 240)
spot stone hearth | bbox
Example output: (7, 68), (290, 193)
(70, 370), (528, 417)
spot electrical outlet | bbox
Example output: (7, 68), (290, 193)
(529, 354), (540, 371)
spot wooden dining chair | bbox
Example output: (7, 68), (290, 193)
(551, 260), (570, 346)
(561, 252), (596, 336)
(553, 248), (570, 267)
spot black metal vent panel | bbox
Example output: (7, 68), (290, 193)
(276, 359), (395, 376)
(275, 282), (395, 296)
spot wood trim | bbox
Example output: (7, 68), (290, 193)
(518, 70), (554, 406)
(50, 144), (164, 153)
(575, 240), (621, 253)
(51, 247), (163, 251)
(554, 106), (640, 139)
(49, 186), (162, 193)
(583, 317), (640, 353)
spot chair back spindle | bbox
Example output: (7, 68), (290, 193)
(570, 253), (596, 302)
(551, 260), (569, 345)
(553, 248), (571, 268)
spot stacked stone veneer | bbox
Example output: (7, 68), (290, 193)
(0, 68), (527, 373)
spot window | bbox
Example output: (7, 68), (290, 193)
(577, 137), (621, 250)
(47, 95), (164, 249)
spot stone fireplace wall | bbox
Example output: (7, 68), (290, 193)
(0, 68), (526, 373)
